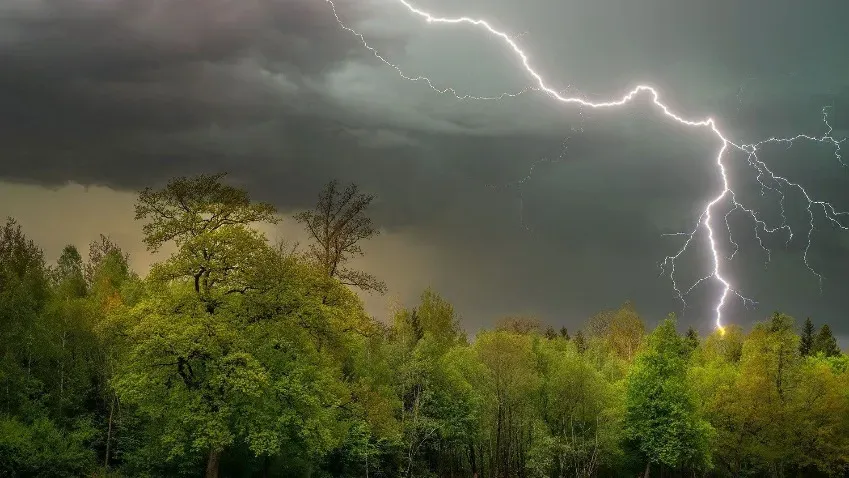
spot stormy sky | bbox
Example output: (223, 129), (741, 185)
(1, 0), (848, 343)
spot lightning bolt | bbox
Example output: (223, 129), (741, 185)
(324, 0), (847, 331)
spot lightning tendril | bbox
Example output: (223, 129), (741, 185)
(324, 0), (847, 332)
(487, 137), (572, 232)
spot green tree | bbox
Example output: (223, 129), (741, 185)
(295, 180), (386, 294)
(123, 174), (348, 477)
(44, 245), (98, 421)
(84, 234), (130, 289)
(537, 338), (624, 477)
(0, 218), (50, 415)
(698, 324), (744, 364)
(54, 245), (86, 297)
(586, 301), (644, 361)
(813, 324), (841, 357)
(387, 289), (470, 476)
(474, 330), (541, 477)
(786, 355), (849, 475)
(624, 315), (712, 476)
(707, 313), (800, 475)
(0, 222), (99, 475)
(559, 327), (570, 340)
(83, 237), (137, 470)
(416, 288), (462, 345)
(800, 317), (815, 356)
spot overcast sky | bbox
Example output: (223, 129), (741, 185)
(1, 0), (847, 344)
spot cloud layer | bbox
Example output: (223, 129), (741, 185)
(1, 0), (848, 341)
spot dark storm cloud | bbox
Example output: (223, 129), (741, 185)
(1, 0), (848, 341)
(0, 0), (401, 144)
(0, 0), (413, 187)
(0, 0), (374, 77)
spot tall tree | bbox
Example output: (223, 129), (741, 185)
(812, 324), (841, 357)
(54, 245), (86, 296)
(786, 355), (849, 474)
(474, 331), (541, 477)
(799, 317), (815, 356)
(295, 180), (386, 293)
(84, 238), (135, 471)
(0, 218), (50, 415)
(84, 234), (130, 288)
(624, 315), (713, 476)
(126, 174), (312, 478)
(706, 313), (801, 475)
(47, 245), (95, 418)
(415, 288), (462, 344)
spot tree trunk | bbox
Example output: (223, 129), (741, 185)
(495, 402), (503, 477)
(205, 449), (222, 478)
(59, 331), (66, 415)
(468, 442), (477, 477)
(643, 461), (650, 478)
(104, 397), (116, 468)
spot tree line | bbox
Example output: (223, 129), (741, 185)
(1, 173), (847, 477)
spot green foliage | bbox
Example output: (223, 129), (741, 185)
(624, 316), (713, 473)
(0, 415), (96, 476)
(586, 300), (645, 361)
(0, 218), (50, 416)
(134, 173), (278, 253)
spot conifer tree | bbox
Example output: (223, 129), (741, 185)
(812, 324), (840, 357)
(799, 317), (815, 356)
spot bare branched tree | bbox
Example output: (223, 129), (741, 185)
(295, 180), (386, 293)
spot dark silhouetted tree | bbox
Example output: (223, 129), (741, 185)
(295, 180), (386, 293)
(812, 324), (840, 357)
(685, 326), (700, 352)
(799, 317), (815, 356)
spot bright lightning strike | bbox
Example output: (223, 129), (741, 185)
(324, 0), (847, 331)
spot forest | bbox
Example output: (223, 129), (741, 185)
(1, 173), (847, 478)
